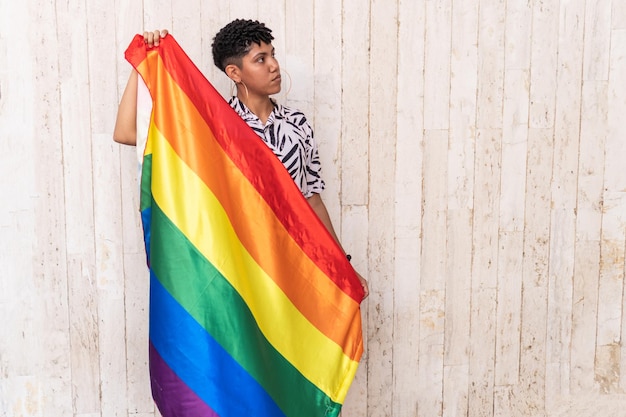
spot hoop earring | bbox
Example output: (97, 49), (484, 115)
(230, 81), (249, 100)
(274, 68), (292, 101)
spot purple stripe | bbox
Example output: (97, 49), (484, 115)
(149, 342), (219, 417)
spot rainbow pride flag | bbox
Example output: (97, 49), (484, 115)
(125, 34), (364, 417)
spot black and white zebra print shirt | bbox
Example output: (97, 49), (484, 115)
(229, 96), (325, 198)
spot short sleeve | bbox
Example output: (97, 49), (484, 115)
(302, 122), (325, 198)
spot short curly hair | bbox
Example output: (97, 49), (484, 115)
(212, 19), (274, 72)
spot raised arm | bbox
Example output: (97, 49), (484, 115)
(113, 30), (169, 146)
(113, 70), (138, 145)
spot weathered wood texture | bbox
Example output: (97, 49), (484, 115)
(1, 1), (624, 416)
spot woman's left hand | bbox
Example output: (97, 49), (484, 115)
(356, 272), (369, 301)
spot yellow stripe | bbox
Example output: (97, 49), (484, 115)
(148, 126), (359, 401)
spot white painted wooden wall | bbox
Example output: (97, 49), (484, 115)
(1, 0), (625, 416)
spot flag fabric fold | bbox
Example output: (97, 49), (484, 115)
(125, 34), (364, 417)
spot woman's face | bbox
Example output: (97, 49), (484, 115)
(236, 42), (282, 98)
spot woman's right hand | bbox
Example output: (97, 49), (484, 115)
(143, 29), (169, 47)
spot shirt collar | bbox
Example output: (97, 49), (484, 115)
(229, 96), (284, 126)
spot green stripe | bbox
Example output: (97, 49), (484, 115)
(150, 201), (342, 417)
(140, 154), (152, 212)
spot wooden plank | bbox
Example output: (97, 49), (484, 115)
(494, 232), (523, 386)
(392, 1), (425, 415)
(115, 0), (143, 69)
(449, 0), (478, 213)
(545, 208), (576, 402)
(199, 0), (231, 98)
(366, 1), (398, 416)
(116, 5), (155, 415)
(518, 128), (553, 414)
(0, 2), (31, 415)
(450, 1), (486, 408)
(284, 0), (313, 117)
(500, 70), (529, 232)
(476, 0), (505, 129)
(443, 211), (471, 417)
(596, 192), (626, 392)
(605, 29), (626, 193)
(599, 28), (626, 394)
(172, 0), (203, 64)
(468, 126), (501, 417)
(313, 0), (343, 229)
(468, 288), (497, 417)
(392, 232), (422, 417)
(443, 365), (470, 417)
(0, 3), (41, 414)
(417, 290), (445, 417)
(518, 285), (548, 413)
(471, 128), (502, 290)
(88, 0), (129, 414)
(443, 0), (478, 413)
(419, 128), (447, 417)
(504, 0), (532, 71)
(124, 252), (153, 415)
(613, 1), (626, 30)
(528, 0), (559, 129)
(570, 80), (607, 393)
(423, 0), (451, 130)
(229, 0), (257, 21)
(91, 141), (129, 417)
(28, 0), (74, 414)
(55, 0), (102, 414)
(583, 0), (611, 81)
(570, 241), (600, 391)
(340, 0), (370, 206)
(501, 0), (531, 232)
(545, 0), (585, 403)
(421, 129), (448, 292)
(552, 0), (584, 210)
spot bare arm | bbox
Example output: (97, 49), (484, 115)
(307, 193), (369, 300)
(113, 30), (168, 146)
(113, 70), (138, 145)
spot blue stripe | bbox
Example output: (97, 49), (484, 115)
(141, 207), (151, 264)
(149, 274), (286, 417)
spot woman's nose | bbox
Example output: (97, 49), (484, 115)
(270, 57), (279, 71)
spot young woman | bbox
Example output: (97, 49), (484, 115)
(114, 19), (368, 299)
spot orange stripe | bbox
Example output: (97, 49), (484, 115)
(146, 52), (363, 359)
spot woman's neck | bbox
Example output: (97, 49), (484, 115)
(238, 93), (274, 124)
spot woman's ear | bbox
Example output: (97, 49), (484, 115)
(225, 64), (240, 83)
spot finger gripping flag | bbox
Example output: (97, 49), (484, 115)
(124, 34), (364, 417)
